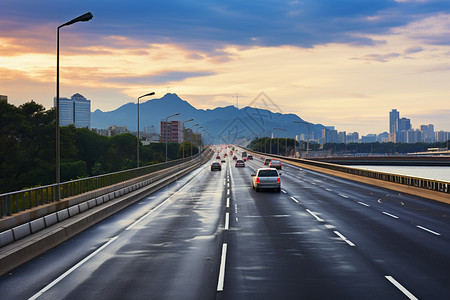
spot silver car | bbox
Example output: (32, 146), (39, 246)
(251, 168), (281, 192)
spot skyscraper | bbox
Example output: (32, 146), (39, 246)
(54, 93), (91, 128)
(389, 109), (399, 134)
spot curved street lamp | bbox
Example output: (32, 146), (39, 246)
(165, 113), (180, 162)
(56, 12), (93, 201)
(182, 118), (194, 158)
(137, 92), (155, 168)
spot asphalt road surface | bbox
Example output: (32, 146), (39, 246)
(0, 149), (449, 299)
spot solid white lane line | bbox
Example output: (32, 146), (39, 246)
(385, 276), (418, 300)
(306, 209), (324, 222)
(338, 193), (349, 198)
(126, 211), (153, 230)
(416, 225), (441, 236)
(226, 197), (230, 208)
(357, 201), (370, 207)
(290, 196), (299, 203)
(325, 188), (332, 192)
(225, 213), (229, 230)
(281, 189), (286, 194)
(217, 243), (228, 292)
(28, 236), (118, 300)
(382, 212), (399, 219)
(334, 231), (355, 247)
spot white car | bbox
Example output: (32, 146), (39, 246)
(251, 168), (281, 192)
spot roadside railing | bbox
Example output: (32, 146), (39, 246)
(0, 153), (205, 218)
(245, 148), (450, 195)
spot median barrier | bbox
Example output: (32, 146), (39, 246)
(0, 148), (213, 276)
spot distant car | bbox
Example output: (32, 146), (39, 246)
(216, 155), (221, 159)
(233, 155), (238, 160)
(252, 168), (281, 192)
(269, 159), (282, 169)
(264, 158), (271, 165)
(211, 162), (221, 171)
(235, 159), (245, 167)
(221, 159), (226, 163)
(243, 157), (247, 162)
(247, 155), (253, 160)
(224, 153), (228, 157)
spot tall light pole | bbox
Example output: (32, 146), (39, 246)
(196, 127), (204, 155)
(56, 12), (93, 201)
(293, 121), (310, 157)
(182, 118), (194, 158)
(165, 113), (180, 162)
(137, 92), (155, 168)
(190, 124), (199, 158)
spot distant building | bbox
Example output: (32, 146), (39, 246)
(346, 132), (359, 143)
(362, 134), (377, 143)
(322, 128), (338, 144)
(377, 132), (389, 143)
(407, 129), (422, 144)
(93, 125), (128, 136)
(160, 120), (183, 143)
(389, 109), (399, 134)
(0, 95), (7, 103)
(435, 131), (448, 143)
(338, 131), (346, 144)
(54, 93), (91, 128)
(420, 124), (435, 143)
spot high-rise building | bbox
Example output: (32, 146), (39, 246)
(160, 120), (183, 143)
(420, 124), (435, 143)
(435, 131), (448, 142)
(389, 109), (399, 134)
(54, 93), (91, 128)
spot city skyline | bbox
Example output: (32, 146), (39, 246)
(1, 1), (450, 135)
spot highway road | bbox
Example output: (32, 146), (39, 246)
(0, 147), (449, 299)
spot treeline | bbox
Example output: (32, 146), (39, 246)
(0, 101), (198, 193)
(248, 137), (449, 155)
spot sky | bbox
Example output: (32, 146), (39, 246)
(1, 0), (449, 135)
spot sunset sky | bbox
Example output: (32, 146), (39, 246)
(1, 0), (449, 135)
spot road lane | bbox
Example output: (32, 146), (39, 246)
(226, 154), (450, 299)
(0, 158), (227, 300)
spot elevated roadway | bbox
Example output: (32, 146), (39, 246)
(0, 148), (448, 299)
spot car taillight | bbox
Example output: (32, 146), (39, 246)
(256, 177), (260, 183)
(277, 177), (280, 183)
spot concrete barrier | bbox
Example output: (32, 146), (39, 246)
(68, 205), (80, 217)
(78, 202), (88, 213)
(0, 230), (14, 247)
(30, 218), (45, 233)
(12, 223), (31, 240)
(44, 213), (58, 227)
(87, 199), (97, 209)
(56, 209), (69, 222)
(95, 197), (104, 206)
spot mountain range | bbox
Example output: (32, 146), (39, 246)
(91, 93), (326, 144)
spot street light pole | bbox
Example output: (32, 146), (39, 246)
(182, 118), (194, 159)
(190, 124), (199, 158)
(165, 113), (180, 162)
(293, 121), (310, 157)
(56, 12), (93, 201)
(137, 92), (155, 168)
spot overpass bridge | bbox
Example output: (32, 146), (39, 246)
(0, 146), (449, 299)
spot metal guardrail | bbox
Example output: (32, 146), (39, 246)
(245, 148), (450, 195)
(0, 153), (205, 218)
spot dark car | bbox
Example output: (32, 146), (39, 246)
(233, 155), (238, 160)
(264, 158), (271, 165)
(216, 155), (221, 159)
(247, 155), (253, 160)
(235, 159), (245, 167)
(211, 162), (221, 171)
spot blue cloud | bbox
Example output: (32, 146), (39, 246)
(105, 71), (216, 84)
(2, 0), (450, 50)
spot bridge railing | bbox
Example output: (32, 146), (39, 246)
(0, 153), (203, 218)
(245, 148), (449, 194)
